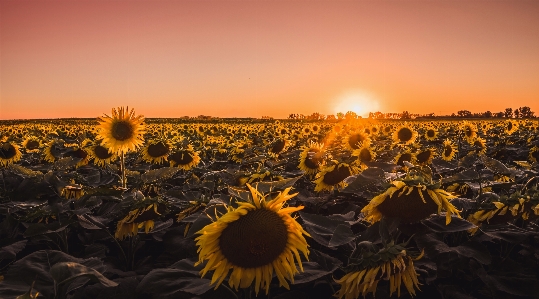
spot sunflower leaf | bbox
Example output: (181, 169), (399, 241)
(141, 167), (181, 184)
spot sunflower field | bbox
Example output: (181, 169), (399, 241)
(1, 108), (539, 299)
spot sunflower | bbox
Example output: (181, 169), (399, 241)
(415, 148), (435, 165)
(471, 137), (487, 155)
(195, 185), (310, 295)
(440, 139), (458, 161)
(529, 146), (539, 164)
(392, 123), (418, 145)
(504, 119), (519, 135)
(344, 132), (371, 151)
(0, 142), (22, 167)
(22, 136), (42, 153)
(298, 142), (325, 176)
(352, 144), (376, 166)
(96, 106), (145, 154)
(394, 150), (416, 167)
(169, 145), (201, 170)
(61, 184), (84, 200)
(268, 138), (289, 158)
(335, 242), (423, 299)
(88, 144), (117, 167)
(314, 162), (358, 192)
(461, 121), (477, 144)
(424, 126), (438, 141)
(361, 176), (461, 225)
(141, 139), (171, 164)
(115, 202), (164, 240)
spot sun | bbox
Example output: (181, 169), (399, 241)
(333, 90), (380, 118)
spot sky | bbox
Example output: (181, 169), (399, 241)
(1, 0), (538, 119)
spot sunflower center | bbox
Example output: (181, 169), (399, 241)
(147, 142), (169, 157)
(426, 130), (435, 137)
(465, 127), (473, 137)
(377, 187), (439, 223)
(443, 146), (453, 157)
(169, 150), (194, 165)
(0, 143), (17, 159)
(397, 128), (413, 142)
(271, 140), (286, 154)
(532, 150), (539, 160)
(304, 150), (322, 169)
(507, 122), (513, 131)
(26, 140), (40, 150)
(416, 150), (431, 164)
(94, 145), (113, 159)
(111, 121), (134, 141)
(219, 208), (288, 268)
(322, 165), (351, 185)
(71, 148), (88, 159)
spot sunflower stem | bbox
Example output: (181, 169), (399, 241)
(120, 152), (127, 189)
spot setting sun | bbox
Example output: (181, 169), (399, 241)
(333, 90), (381, 118)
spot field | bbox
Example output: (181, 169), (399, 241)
(1, 115), (539, 299)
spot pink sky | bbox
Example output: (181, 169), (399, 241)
(1, 0), (538, 119)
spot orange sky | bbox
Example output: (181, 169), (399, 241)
(1, 0), (538, 119)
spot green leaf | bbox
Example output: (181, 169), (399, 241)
(50, 262), (118, 288)
(141, 167), (180, 184)
(251, 176), (301, 193)
(341, 167), (385, 194)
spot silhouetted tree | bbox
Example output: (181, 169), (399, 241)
(504, 108), (513, 118)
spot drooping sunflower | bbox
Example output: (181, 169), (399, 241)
(22, 136), (42, 153)
(96, 106), (145, 154)
(61, 184), (85, 200)
(335, 242), (423, 299)
(361, 171), (461, 225)
(392, 123), (418, 145)
(63, 146), (90, 168)
(440, 139), (458, 161)
(296, 141), (324, 173)
(169, 145), (201, 170)
(424, 126), (438, 141)
(43, 139), (63, 163)
(0, 142), (22, 167)
(314, 161), (358, 192)
(115, 201), (165, 240)
(195, 185), (310, 295)
(141, 139), (171, 164)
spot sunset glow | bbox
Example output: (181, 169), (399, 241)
(1, 1), (538, 119)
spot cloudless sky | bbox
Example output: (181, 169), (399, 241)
(1, 0), (538, 119)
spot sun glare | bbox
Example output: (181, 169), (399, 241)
(333, 90), (380, 118)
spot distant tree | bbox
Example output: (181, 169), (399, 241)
(514, 109), (520, 118)
(482, 111), (492, 118)
(336, 112), (344, 120)
(400, 111), (412, 119)
(326, 114), (336, 121)
(495, 112), (504, 118)
(345, 111), (357, 120)
(504, 108), (513, 118)
(457, 110), (472, 118)
(517, 106), (534, 118)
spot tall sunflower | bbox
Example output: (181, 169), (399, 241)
(424, 126), (438, 141)
(352, 144), (376, 166)
(504, 119), (519, 135)
(195, 185), (310, 295)
(460, 121), (477, 144)
(96, 107), (145, 154)
(361, 172), (461, 225)
(22, 136), (42, 153)
(344, 131), (371, 151)
(0, 142), (22, 167)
